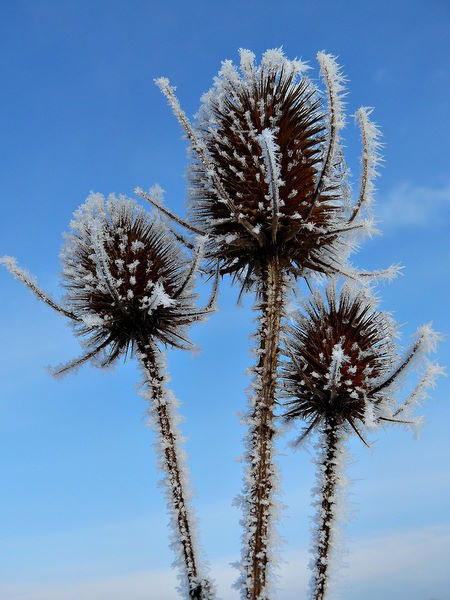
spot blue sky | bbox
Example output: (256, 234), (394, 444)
(0, 1), (449, 598)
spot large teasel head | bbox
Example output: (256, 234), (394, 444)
(56, 193), (210, 374)
(280, 283), (443, 444)
(142, 48), (390, 293)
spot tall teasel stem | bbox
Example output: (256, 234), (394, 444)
(152, 49), (411, 596)
(239, 254), (286, 600)
(139, 340), (213, 600)
(310, 421), (345, 600)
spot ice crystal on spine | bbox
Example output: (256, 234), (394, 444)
(280, 282), (443, 599)
(1, 192), (217, 600)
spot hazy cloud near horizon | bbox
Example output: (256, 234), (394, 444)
(377, 182), (450, 230)
(1, 523), (448, 600)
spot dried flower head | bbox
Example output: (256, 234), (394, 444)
(147, 48), (391, 293)
(281, 283), (443, 443)
(1, 193), (215, 378)
(59, 192), (207, 371)
(189, 49), (327, 283)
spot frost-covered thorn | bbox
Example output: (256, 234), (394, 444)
(318, 261), (403, 285)
(48, 338), (111, 378)
(174, 238), (204, 299)
(391, 361), (446, 420)
(358, 263), (403, 282)
(166, 223), (196, 251)
(201, 261), (220, 313)
(135, 187), (204, 235)
(349, 107), (383, 223)
(371, 323), (443, 396)
(0, 255), (80, 322)
(305, 52), (347, 220)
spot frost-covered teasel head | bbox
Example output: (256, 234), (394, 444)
(1, 194), (216, 599)
(280, 283), (443, 443)
(60, 192), (207, 368)
(149, 48), (387, 291)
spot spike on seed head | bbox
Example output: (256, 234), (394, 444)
(61, 193), (200, 363)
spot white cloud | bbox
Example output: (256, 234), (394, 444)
(1, 525), (448, 600)
(344, 525), (450, 595)
(377, 181), (450, 229)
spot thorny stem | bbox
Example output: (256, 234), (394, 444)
(312, 420), (341, 600)
(138, 342), (213, 600)
(243, 254), (285, 600)
(136, 188), (204, 236)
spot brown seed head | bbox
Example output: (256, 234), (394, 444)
(61, 193), (198, 362)
(281, 283), (397, 435)
(189, 49), (352, 288)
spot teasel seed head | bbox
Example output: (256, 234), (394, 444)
(182, 49), (379, 291)
(60, 192), (204, 368)
(280, 282), (443, 444)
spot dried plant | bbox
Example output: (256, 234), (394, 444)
(141, 48), (399, 600)
(0, 193), (218, 600)
(280, 283), (443, 600)
(0, 39), (445, 600)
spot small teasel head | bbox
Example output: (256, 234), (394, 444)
(280, 282), (443, 444)
(61, 192), (203, 366)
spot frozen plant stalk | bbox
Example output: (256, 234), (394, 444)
(280, 283), (443, 599)
(1, 193), (217, 600)
(149, 48), (395, 599)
